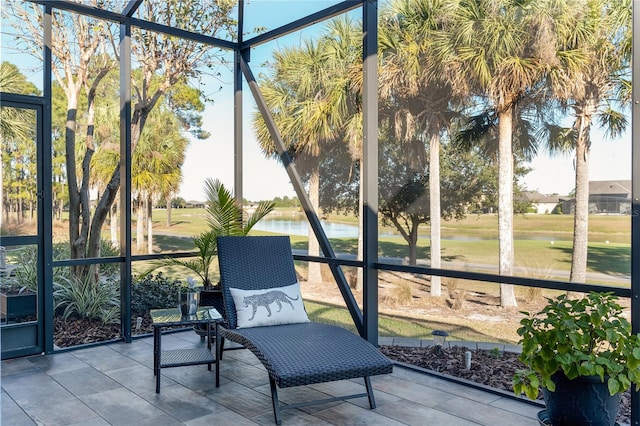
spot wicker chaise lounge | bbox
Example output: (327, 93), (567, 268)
(216, 235), (393, 424)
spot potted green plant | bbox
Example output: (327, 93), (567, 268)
(158, 178), (274, 291)
(513, 292), (640, 426)
(152, 178), (274, 333)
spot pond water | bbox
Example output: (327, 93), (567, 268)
(252, 217), (572, 241)
(253, 218), (377, 238)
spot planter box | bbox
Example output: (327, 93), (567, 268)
(1, 290), (37, 322)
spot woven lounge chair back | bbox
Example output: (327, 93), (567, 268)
(217, 236), (298, 329)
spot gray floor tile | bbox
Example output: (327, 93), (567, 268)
(1, 357), (41, 377)
(1, 389), (37, 426)
(374, 398), (479, 425)
(313, 400), (406, 425)
(1, 331), (545, 425)
(79, 387), (164, 425)
(28, 351), (90, 375)
(434, 395), (540, 426)
(51, 365), (122, 397)
(140, 382), (223, 422)
(105, 364), (157, 394)
(22, 396), (102, 425)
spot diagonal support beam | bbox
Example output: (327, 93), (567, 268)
(238, 52), (364, 336)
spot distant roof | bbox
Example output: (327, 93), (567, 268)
(520, 191), (563, 203)
(589, 180), (631, 196)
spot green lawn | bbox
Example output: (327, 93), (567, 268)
(123, 208), (631, 343)
(139, 208), (631, 283)
(304, 300), (510, 343)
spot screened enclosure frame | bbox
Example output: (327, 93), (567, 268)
(6, 0), (640, 423)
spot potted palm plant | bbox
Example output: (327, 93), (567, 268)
(154, 178), (274, 331)
(513, 292), (640, 426)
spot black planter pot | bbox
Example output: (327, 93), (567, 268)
(542, 372), (621, 426)
(199, 289), (224, 310)
(193, 289), (225, 340)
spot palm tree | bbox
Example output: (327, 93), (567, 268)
(543, 0), (631, 287)
(319, 17), (366, 290)
(446, 0), (553, 307)
(253, 31), (354, 284)
(154, 178), (274, 289)
(378, 0), (464, 295)
(139, 110), (188, 254)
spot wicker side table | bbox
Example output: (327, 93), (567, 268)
(150, 307), (223, 393)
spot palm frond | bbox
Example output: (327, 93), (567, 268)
(204, 177), (243, 236)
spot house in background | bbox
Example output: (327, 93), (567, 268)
(185, 200), (206, 209)
(519, 191), (564, 214)
(587, 180), (632, 214)
(559, 180), (632, 215)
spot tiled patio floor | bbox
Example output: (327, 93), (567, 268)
(1, 330), (541, 425)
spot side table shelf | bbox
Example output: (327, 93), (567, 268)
(160, 347), (215, 368)
(151, 307), (223, 393)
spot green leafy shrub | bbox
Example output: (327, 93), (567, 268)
(53, 267), (120, 324)
(131, 272), (182, 317)
(513, 292), (640, 400)
(13, 245), (71, 292)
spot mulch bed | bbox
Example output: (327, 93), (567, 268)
(53, 315), (155, 347)
(379, 345), (631, 425)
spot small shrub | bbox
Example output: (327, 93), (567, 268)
(445, 278), (459, 295)
(524, 286), (543, 302)
(488, 347), (502, 358)
(13, 245), (70, 292)
(451, 289), (466, 310)
(131, 272), (182, 317)
(385, 281), (413, 307)
(98, 239), (120, 277)
(53, 267), (120, 324)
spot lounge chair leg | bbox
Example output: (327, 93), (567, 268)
(269, 376), (282, 425)
(364, 376), (376, 409)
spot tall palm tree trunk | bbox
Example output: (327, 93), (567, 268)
(136, 198), (144, 253)
(429, 134), (442, 297)
(570, 114), (591, 285)
(498, 108), (517, 308)
(307, 165), (323, 283)
(166, 194), (172, 227)
(147, 195), (154, 254)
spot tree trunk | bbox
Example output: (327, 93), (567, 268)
(136, 198), (144, 253)
(497, 107), (517, 308)
(569, 112), (592, 292)
(64, 91), (83, 276)
(307, 165), (323, 284)
(17, 195), (23, 224)
(147, 194), (153, 254)
(166, 195), (172, 227)
(408, 221), (419, 266)
(110, 198), (118, 246)
(429, 134), (442, 297)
